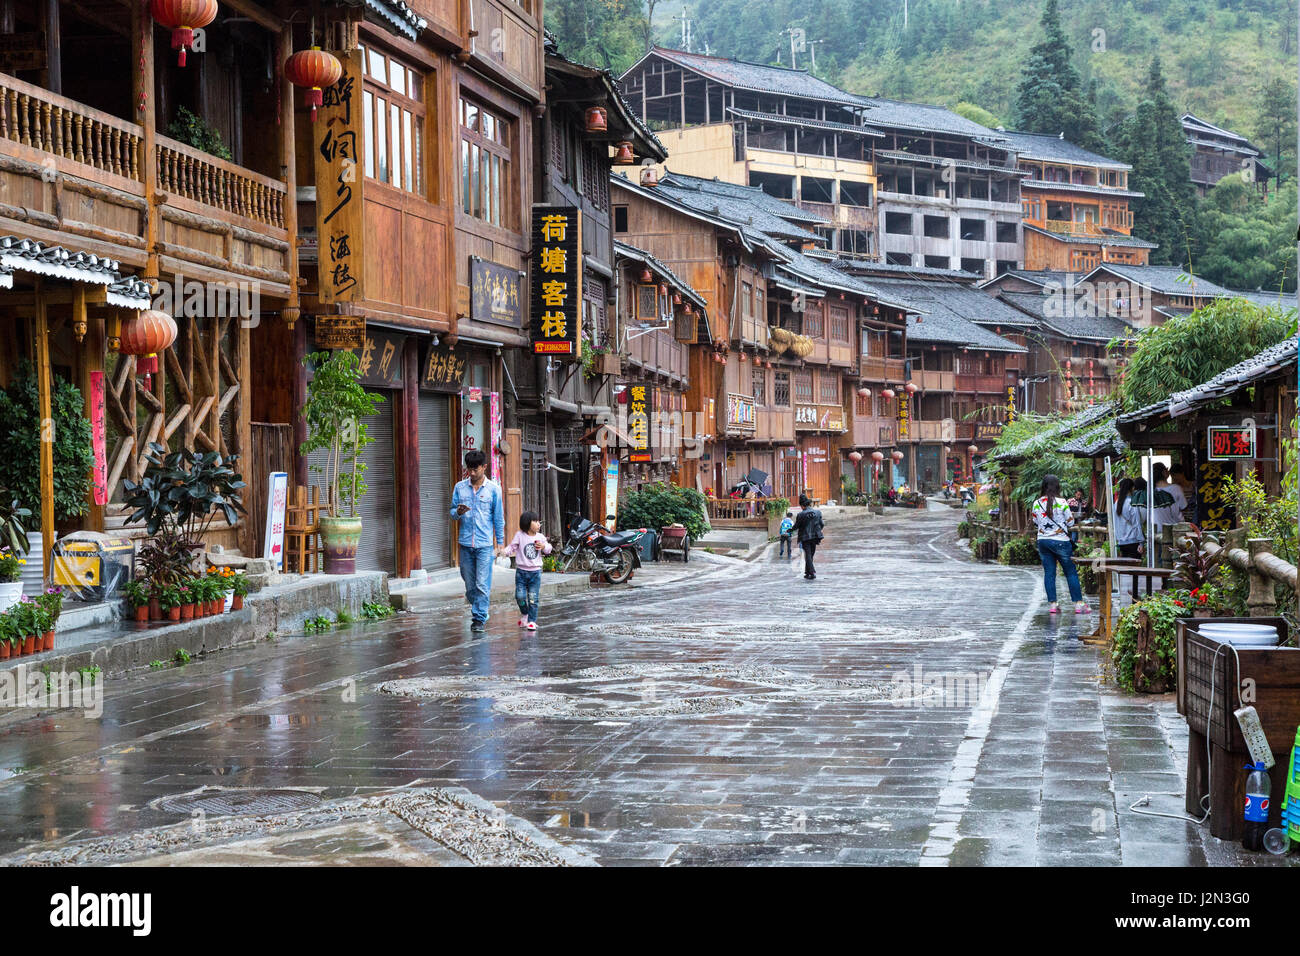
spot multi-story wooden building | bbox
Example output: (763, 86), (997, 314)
(1080, 263), (1231, 328)
(998, 129), (1156, 272)
(617, 48), (880, 258)
(1182, 113), (1272, 197)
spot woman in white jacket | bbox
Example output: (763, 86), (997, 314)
(1111, 476), (1143, 559)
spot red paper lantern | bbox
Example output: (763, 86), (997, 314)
(891, 450), (904, 462)
(968, 445), (979, 455)
(849, 451), (863, 463)
(150, 0), (219, 67)
(881, 388), (895, 400)
(857, 387), (872, 398)
(870, 451), (884, 462)
(118, 309), (178, 375)
(673, 292), (682, 305)
(585, 107), (608, 133)
(286, 47), (343, 122)
(904, 382), (918, 394)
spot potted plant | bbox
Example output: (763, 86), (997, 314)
(13, 600), (36, 656)
(300, 351), (383, 574)
(123, 578), (150, 622)
(0, 549), (26, 612)
(0, 612), (11, 660)
(177, 581), (196, 620)
(36, 587), (60, 651)
(159, 584), (182, 622)
(230, 571), (248, 610)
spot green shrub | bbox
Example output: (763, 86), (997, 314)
(764, 497), (790, 518)
(0, 361), (94, 526)
(361, 601), (394, 620)
(1111, 591), (1190, 692)
(957, 519), (970, 539)
(617, 482), (709, 540)
(998, 536), (1039, 566)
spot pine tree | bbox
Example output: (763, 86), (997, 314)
(1012, 0), (1104, 151)
(1113, 58), (1198, 268)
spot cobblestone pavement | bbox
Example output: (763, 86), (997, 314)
(0, 506), (1275, 865)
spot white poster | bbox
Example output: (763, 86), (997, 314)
(604, 461), (619, 524)
(263, 472), (288, 572)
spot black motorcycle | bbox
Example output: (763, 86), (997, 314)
(560, 516), (646, 584)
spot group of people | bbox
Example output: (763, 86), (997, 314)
(1031, 462), (1191, 615)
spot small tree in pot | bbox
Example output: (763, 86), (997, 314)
(300, 351), (383, 573)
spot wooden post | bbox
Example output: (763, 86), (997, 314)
(34, 280), (54, 587)
(1247, 538), (1277, 617)
(277, 10), (300, 330)
(236, 319), (254, 555)
(398, 343), (420, 577)
(43, 0), (60, 95)
(77, 290), (106, 532)
(292, 319), (308, 488)
(134, 0), (159, 284)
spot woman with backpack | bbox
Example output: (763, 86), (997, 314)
(1031, 474), (1086, 615)
(792, 495), (825, 580)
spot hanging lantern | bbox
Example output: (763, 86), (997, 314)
(873, 305), (880, 314)
(849, 451), (863, 463)
(659, 283), (669, 297)
(286, 47), (343, 122)
(871, 451), (884, 462)
(118, 309), (178, 375)
(150, 0), (219, 67)
(585, 107), (608, 133)
(673, 292), (682, 305)
(891, 450), (904, 463)
(613, 142), (635, 165)
(639, 268), (653, 283)
(857, 387), (872, 398)
(740, 352), (748, 362)
(881, 388), (895, 400)
(640, 166), (659, 188)
(685, 303), (693, 315)
(904, 382), (918, 394)
(968, 445), (979, 455)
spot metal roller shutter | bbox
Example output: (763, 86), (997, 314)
(418, 393), (451, 570)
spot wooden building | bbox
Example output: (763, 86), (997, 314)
(1182, 113), (1272, 198)
(1080, 263), (1232, 328)
(997, 129), (1156, 272)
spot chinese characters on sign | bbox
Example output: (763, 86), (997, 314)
(794, 404), (845, 431)
(341, 331), (404, 387)
(1006, 385), (1017, 423)
(897, 391), (911, 440)
(471, 259), (523, 328)
(419, 343), (467, 394)
(314, 51), (364, 305)
(975, 422), (1004, 441)
(1206, 425), (1256, 461)
(88, 371), (107, 506)
(315, 315), (366, 351)
(530, 206), (583, 356)
(627, 383), (652, 462)
(1196, 459), (1235, 531)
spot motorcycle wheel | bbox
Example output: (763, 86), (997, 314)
(604, 549), (635, 584)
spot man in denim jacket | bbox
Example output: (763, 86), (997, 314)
(449, 449), (505, 631)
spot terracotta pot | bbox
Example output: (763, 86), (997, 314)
(168, 606), (181, 621)
(148, 597), (162, 621)
(22, 635), (34, 656)
(232, 594), (244, 611)
(319, 515), (363, 574)
(133, 605), (149, 622)
(181, 603), (194, 621)
(0, 641), (10, 660)
(42, 630), (53, 652)
(209, 599), (221, 615)
(10, 638), (20, 658)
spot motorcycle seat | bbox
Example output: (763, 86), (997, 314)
(600, 531), (641, 547)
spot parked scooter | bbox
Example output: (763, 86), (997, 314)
(560, 515), (647, 584)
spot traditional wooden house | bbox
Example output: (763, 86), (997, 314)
(997, 129), (1156, 272)
(1081, 263), (1232, 328)
(1182, 113), (1272, 198)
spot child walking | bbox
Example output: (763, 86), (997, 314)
(778, 511), (794, 558)
(506, 511), (551, 630)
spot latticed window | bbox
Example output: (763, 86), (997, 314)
(361, 45), (425, 195)
(818, 370), (839, 404)
(856, 390), (871, 416)
(460, 96), (510, 226)
(752, 368), (765, 406)
(830, 306), (850, 343)
(773, 371), (790, 407)
(803, 302), (824, 338)
(794, 369), (813, 403)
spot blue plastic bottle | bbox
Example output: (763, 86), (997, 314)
(1243, 761), (1270, 851)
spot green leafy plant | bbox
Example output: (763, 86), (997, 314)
(135, 525), (197, 592)
(998, 536), (1039, 566)
(361, 600), (394, 620)
(165, 105), (233, 160)
(173, 648), (191, 665)
(764, 497), (791, 518)
(0, 492), (30, 554)
(77, 665), (100, 685)
(1111, 590), (1191, 693)
(123, 444), (247, 540)
(300, 351), (384, 519)
(0, 361), (94, 528)
(303, 614), (333, 634)
(1168, 526), (1226, 592)
(335, 608), (355, 625)
(957, 519), (971, 540)
(0, 550), (25, 583)
(230, 572), (250, 598)
(122, 578), (151, 609)
(541, 554), (562, 573)
(617, 481), (710, 540)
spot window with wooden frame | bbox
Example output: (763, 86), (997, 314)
(803, 302), (824, 339)
(360, 44), (425, 195)
(794, 369), (814, 403)
(752, 367), (765, 406)
(818, 369), (840, 404)
(741, 280), (753, 319)
(460, 95), (511, 227)
(830, 306), (850, 343)
(773, 371), (790, 407)
(855, 390), (871, 416)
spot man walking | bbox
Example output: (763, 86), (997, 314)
(792, 494), (824, 580)
(449, 450), (505, 631)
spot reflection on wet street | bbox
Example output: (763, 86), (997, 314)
(0, 507), (1220, 865)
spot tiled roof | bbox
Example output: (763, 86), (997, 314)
(856, 98), (1010, 145)
(979, 269), (1073, 290)
(0, 236), (152, 305)
(1024, 225), (1157, 249)
(726, 107), (883, 138)
(332, 0), (425, 40)
(1118, 337), (1298, 426)
(660, 172), (827, 225)
(1084, 263), (1231, 296)
(641, 47), (867, 107)
(1020, 179), (1143, 198)
(1058, 418), (1127, 457)
(1223, 288), (1299, 312)
(1181, 113), (1258, 151)
(996, 129), (1130, 169)
(546, 45), (667, 161)
(992, 401), (1117, 463)
(864, 278), (1027, 352)
(997, 292), (1137, 342)
(614, 240), (708, 309)
(837, 259), (984, 280)
(654, 174), (823, 243)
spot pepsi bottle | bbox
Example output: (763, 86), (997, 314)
(1243, 762), (1271, 851)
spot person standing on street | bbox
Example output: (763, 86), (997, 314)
(778, 511), (794, 558)
(792, 495), (824, 580)
(449, 449), (505, 631)
(1031, 474), (1086, 615)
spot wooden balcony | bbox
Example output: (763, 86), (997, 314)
(910, 369), (955, 392)
(753, 406), (794, 443)
(1045, 219), (1104, 237)
(0, 73), (291, 292)
(828, 341), (853, 367)
(913, 419), (956, 442)
(852, 417), (880, 448)
(955, 372), (1007, 394)
(625, 327), (688, 383)
(860, 355), (906, 382)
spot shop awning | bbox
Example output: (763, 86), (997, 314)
(0, 237), (152, 308)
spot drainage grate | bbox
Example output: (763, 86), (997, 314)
(151, 788), (323, 817)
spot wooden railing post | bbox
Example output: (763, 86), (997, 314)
(1247, 538), (1278, 617)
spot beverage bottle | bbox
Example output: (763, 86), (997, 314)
(1243, 761), (1271, 851)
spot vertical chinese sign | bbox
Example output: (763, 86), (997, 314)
(314, 51), (364, 306)
(1006, 385), (1016, 423)
(627, 383), (652, 462)
(88, 371), (107, 506)
(897, 391), (911, 441)
(530, 206), (582, 357)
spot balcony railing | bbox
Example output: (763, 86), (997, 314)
(157, 134), (287, 229)
(912, 419), (956, 442)
(955, 372), (1007, 393)
(1045, 219), (1104, 237)
(910, 369), (955, 392)
(753, 406), (793, 443)
(625, 327), (687, 382)
(860, 355), (906, 382)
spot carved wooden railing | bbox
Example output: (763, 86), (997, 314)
(157, 133), (287, 229)
(0, 73), (141, 181)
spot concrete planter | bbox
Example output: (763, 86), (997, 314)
(320, 515), (363, 574)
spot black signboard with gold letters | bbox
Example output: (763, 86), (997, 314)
(339, 330), (404, 388)
(419, 342), (467, 394)
(471, 259), (523, 329)
(530, 205), (583, 357)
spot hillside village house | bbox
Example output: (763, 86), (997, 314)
(1182, 112), (1272, 197)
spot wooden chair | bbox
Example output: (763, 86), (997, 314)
(284, 485), (324, 574)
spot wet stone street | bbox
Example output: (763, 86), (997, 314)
(0, 506), (1247, 866)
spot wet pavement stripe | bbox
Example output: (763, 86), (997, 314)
(918, 571), (1042, 866)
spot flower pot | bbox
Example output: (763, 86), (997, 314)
(0, 580), (22, 612)
(167, 606), (180, 621)
(22, 635), (34, 656)
(319, 515), (363, 574)
(133, 604), (149, 622)
(232, 594), (244, 611)
(181, 603), (195, 621)
(148, 597), (162, 621)
(10, 638), (21, 657)
(42, 630), (53, 652)
(209, 599), (221, 615)
(0, 641), (10, 660)
(223, 591), (234, 613)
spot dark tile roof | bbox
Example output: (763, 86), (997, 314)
(979, 269), (1073, 290)
(993, 401), (1116, 462)
(332, 0), (425, 40)
(1223, 288), (1299, 312)
(614, 240), (708, 308)
(643, 47), (867, 107)
(1023, 225), (1157, 249)
(546, 49), (667, 161)
(0, 236), (152, 304)
(997, 292), (1137, 342)
(1020, 179), (1143, 198)
(726, 107), (883, 138)
(1181, 113), (1261, 153)
(661, 172), (827, 225)
(654, 174), (823, 243)
(1058, 418), (1127, 457)
(996, 129), (1130, 169)
(837, 259), (984, 280)
(864, 278), (1027, 352)
(856, 98), (1010, 146)
(773, 246), (881, 299)
(1084, 263), (1231, 296)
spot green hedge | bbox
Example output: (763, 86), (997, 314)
(618, 482), (710, 540)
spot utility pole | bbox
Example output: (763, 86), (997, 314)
(806, 38), (822, 72)
(672, 5), (693, 53)
(903, 0), (909, 30)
